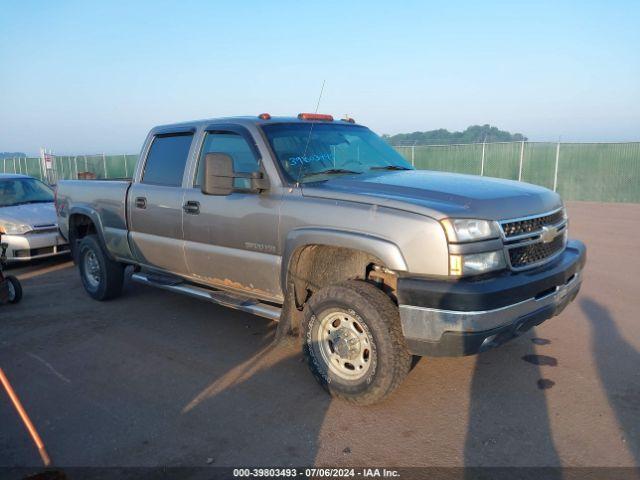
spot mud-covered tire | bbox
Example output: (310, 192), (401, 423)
(6, 276), (22, 304)
(78, 235), (124, 301)
(302, 280), (412, 405)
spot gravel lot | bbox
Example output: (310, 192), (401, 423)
(1, 201), (639, 468)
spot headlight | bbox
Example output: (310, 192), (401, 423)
(449, 250), (506, 276)
(0, 222), (32, 235)
(441, 218), (499, 243)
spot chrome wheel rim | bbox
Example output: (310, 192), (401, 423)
(83, 250), (101, 289)
(313, 310), (374, 381)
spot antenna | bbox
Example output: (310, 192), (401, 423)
(313, 79), (326, 114)
(296, 80), (326, 186)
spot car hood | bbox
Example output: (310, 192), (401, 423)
(0, 202), (58, 227)
(301, 170), (562, 221)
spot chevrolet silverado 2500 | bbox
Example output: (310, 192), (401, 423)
(56, 114), (586, 404)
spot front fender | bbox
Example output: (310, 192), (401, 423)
(280, 227), (408, 291)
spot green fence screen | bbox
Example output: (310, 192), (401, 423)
(395, 142), (640, 203)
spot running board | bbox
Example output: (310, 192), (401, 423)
(130, 273), (281, 321)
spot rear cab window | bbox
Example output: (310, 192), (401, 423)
(142, 132), (194, 187)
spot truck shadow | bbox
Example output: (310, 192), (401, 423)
(176, 337), (330, 466)
(463, 328), (561, 475)
(580, 297), (640, 464)
(120, 280), (331, 467)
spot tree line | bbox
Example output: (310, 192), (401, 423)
(382, 125), (527, 145)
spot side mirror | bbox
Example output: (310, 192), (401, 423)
(202, 153), (234, 196)
(201, 153), (270, 196)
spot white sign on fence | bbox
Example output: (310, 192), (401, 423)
(40, 148), (55, 170)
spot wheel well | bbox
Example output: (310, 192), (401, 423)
(286, 245), (397, 309)
(68, 214), (97, 259)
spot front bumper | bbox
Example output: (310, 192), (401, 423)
(3, 231), (70, 262)
(397, 239), (586, 356)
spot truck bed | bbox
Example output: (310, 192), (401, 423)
(57, 179), (135, 262)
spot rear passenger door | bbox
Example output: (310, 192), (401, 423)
(128, 130), (194, 275)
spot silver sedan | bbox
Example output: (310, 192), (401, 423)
(0, 174), (70, 262)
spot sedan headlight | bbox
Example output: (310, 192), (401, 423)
(441, 218), (499, 243)
(449, 250), (506, 276)
(0, 222), (32, 235)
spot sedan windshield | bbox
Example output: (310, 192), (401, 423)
(261, 123), (413, 183)
(0, 178), (54, 207)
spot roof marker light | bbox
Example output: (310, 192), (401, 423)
(297, 113), (334, 121)
(258, 113), (271, 120)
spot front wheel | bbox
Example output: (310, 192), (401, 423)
(302, 280), (412, 405)
(78, 235), (124, 301)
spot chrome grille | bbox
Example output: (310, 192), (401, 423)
(502, 209), (564, 238)
(500, 208), (568, 270)
(509, 233), (566, 268)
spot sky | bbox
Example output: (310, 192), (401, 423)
(1, 0), (639, 155)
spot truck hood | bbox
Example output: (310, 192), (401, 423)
(0, 202), (58, 227)
(301, 170), (562, 221)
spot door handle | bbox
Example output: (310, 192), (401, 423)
(135, 197), (147, 209)
(183, 200), (200, 215)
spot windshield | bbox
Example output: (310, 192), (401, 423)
(261, 123), (413, 183)
(0, 178), (54, 207)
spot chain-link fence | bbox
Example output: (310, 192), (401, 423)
(0, 154), (138, 184)
(395, 141), (640, 203)
(2, 142), (639, 202)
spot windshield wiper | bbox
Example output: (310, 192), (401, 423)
(308, 168), (363, 176)
(370, 165), (413, 171)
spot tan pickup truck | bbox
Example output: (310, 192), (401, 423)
(56, 113), (586, 404)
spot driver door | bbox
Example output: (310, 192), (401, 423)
(182, 128), (283, 302)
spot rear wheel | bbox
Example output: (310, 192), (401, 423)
(78, 235), (124, 301)
(302, 280), (412, 405)
(5, 276), (22, 304)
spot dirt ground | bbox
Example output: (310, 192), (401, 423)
(0, 201), (638, 468)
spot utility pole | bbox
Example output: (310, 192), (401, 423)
(518, 140), (525, 181)
(553, 138), (561, 192)
(480, 136), (486, 176)
(411, 142), (416, 167)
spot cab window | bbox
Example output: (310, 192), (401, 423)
(142, 132), (194, 187)
(195, 132), (260, 189)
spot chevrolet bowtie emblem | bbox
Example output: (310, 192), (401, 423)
(540, 225), (558, 243)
